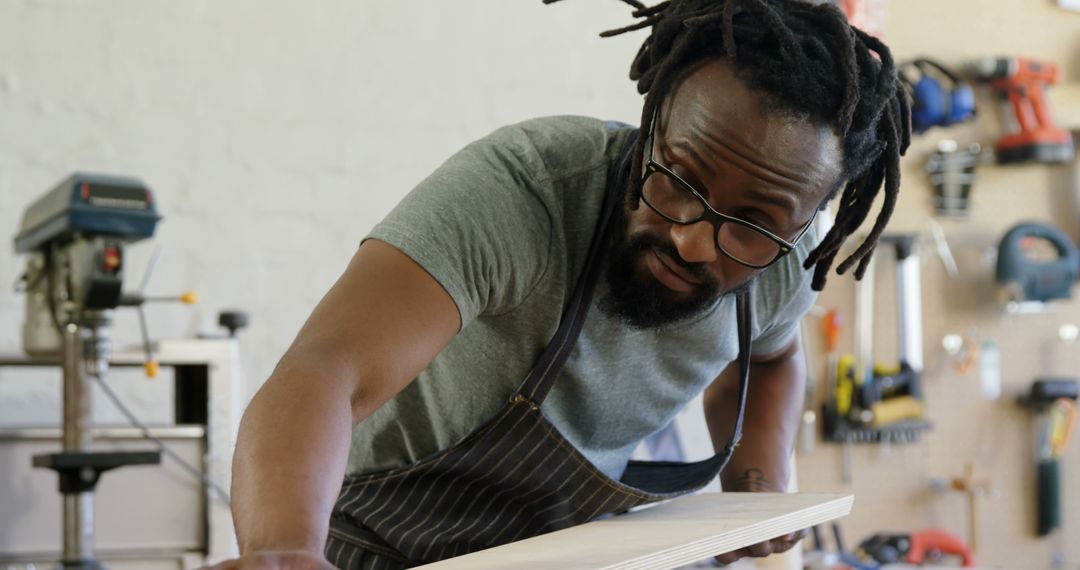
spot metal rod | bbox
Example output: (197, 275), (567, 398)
(138, 245), (163, 294)
(856, 253), (876, 385)
(61, 323), (89, 452)
(842, 434), (853, 483)
(138, 306), (155, 370)
(61, 322), (94, 563)
(896, 244), (924, 373)
(63, 493), (93, 560)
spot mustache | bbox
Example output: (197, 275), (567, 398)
(626, 234), (716, 288)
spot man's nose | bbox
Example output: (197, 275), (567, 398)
(670, 221), (718, 264)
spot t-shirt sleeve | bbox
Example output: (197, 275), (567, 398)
(364, 128), (553, 329)
(749, 225), (820, 356)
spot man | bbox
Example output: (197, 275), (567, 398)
(216, 1), (910, 568)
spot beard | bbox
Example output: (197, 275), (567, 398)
(601, 202), (739, 329)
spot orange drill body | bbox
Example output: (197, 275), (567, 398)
(969, 57), (1075, 164)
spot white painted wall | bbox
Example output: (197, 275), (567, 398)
(0, 1), (647, 412)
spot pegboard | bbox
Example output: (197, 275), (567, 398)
(795, 1), (1080, 568)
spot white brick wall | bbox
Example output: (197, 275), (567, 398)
(0, 1), (645, 413)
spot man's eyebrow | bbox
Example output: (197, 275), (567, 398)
(676, 133), (798, 216)
(743, 185), (797, 217)
(669, 139), (715, 177)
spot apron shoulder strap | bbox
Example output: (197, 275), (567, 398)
(516, 130), (635, 404)
(515, 128), (753, 466)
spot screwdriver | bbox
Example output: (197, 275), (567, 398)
(823, 309), (843, 408)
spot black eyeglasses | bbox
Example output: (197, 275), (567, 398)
(641, 119), (818, 269)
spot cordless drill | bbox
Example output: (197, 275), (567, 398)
(966, 57), (1075, 165)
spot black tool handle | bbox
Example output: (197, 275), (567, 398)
(1037, 458), (1060, 536)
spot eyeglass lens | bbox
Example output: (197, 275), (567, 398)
(642, 168), (781, 267)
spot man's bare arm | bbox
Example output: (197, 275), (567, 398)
(704, 333), (808, 563)
(704, 334), (805, 492)
(229, 239), (461, 558)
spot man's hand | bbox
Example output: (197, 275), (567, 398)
(711, 467), (809, 565)
(703, 335), (811, 566)
(714, 528), (809, 565)
(204, 550), (337, 570)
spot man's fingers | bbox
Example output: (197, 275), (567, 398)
(714, 548), (746, 565)
(714, 543), (767, 565)
(787, 527), (810, 542)
(744, 540), (774, 557)
(769, 528), (809, 555)
(714, 529), (812, 565)
(769, 536), (799, 555)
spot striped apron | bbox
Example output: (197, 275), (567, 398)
(326, 135), (753, 569)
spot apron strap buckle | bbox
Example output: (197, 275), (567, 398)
(510, 393), (540, 411)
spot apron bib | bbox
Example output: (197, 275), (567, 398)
(326, 134), (753, 569)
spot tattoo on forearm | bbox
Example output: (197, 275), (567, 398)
(732, 468), (772, 492)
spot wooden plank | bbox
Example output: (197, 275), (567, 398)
(418, 492), (852, 570)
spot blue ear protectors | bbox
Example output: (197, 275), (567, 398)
(900, 58), (976, 134)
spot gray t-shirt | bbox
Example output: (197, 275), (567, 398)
(348, 115), (818, 480)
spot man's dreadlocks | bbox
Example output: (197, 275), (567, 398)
(544, 0), (911, 290)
